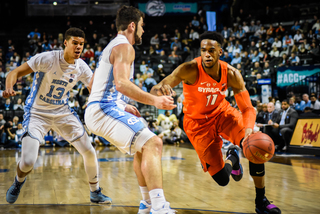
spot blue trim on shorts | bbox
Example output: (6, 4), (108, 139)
(99, 102), (145, 134)
(22, 72), (45, 143)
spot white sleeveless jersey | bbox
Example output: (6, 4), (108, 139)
(26, 50), (92, 110)
(88, 34), (134, 109)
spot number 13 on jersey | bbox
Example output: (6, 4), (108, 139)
(206, 94), (218, 106)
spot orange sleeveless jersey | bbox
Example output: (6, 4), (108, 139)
(183, 57), (230, 119)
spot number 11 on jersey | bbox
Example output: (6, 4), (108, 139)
(206, 94), (218, 106)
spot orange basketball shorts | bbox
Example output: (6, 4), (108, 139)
(183, 105), (246, 176)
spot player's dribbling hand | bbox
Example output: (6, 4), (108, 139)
(2, 88), (16, 98)
(154, 95), (177, 110)
(242, 128), (261, 146)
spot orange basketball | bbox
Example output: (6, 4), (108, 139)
(242, 132), (275, 164)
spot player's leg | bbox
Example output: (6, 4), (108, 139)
(72, 134), (112, 204)
(213, 107), (244, 181)
(134, 151), (152, 214)
(183, 116), (237, 186)
(249, 162), (281, 214)
(6, 112), (49, 204)
(55, 107), (111, 204)
(85, 103), (175, 213)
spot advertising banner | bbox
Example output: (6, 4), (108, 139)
(138, 0), (197, 16)
(276, 66), (320, 87)
(290, 119), (320, 148)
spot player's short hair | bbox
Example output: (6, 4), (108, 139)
(64, 27), (85, 41)
(199, 31), (224, 47)
(116, 5), (145, 31)
(282, 99), (288, 104)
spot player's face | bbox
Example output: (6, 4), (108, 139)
(135, 17), (144, 45)
(200, 39), (222, 69)
(64, 36), (85, 59)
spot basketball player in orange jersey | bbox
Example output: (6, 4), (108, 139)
(151, 31), (281, 214)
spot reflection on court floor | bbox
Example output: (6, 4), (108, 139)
(1, 145), (320, 214)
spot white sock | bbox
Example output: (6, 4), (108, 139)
(89, 182), (99, 192)
(140, 186), (151, 203)
(149, 189), (166, 210)
(16, 175), (26, 183)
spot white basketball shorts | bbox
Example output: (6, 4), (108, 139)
(22, 105), (85, 143)
(85, 102), (155, 155)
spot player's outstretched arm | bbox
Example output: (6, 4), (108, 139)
(3, 62), (34, 98)
(112, 43), (176, 110)
(227, 64), (256, 141)
(150, 60), (196, 96)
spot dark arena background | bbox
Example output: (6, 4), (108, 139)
(0, 0), (320, 213)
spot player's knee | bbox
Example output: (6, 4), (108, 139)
(143, 136), (163, 153)
(20, 157), (36, 171)
(211, 167), (230, 186)
(249, 161), (265, 177)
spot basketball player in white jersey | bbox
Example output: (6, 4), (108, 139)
(85, 6), (176, 214)
(4, 28), (111, 204)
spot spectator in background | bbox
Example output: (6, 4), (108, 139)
(0, 114), (6, 127)
(300, 93), (312, 111)
(236, 63), (245, 77)
(283, 34), (294, 47)
(275, 24), (285, 37)
(13, 98), (24, 111)
(221, 26), (232, 39)
(160, 33), (170, 47)
(293, 30), (302, 43)
(144, 73), (157, 93)
(298, 43), (308, 56)
(262, 62), (273, 78)
(248, 41), (258, 53)
(288, 52), (300, 66)
(168, 51), (181, 66)
(260, 50), (271, 64)
(156, 64), (168, 82)
(94, 46), (103, 62)
(83, 44), (94, 63)
(139, 60), (147, 73)
(256, 103), (268, 125)
(27, 28), (41, 40)
(241, 51), (250, 69)
(251, 50), (260, 64)
(150, 34), (160, 45)
(266, 24), (275, 37)
(220, 51), (232, 64)
(269, 46), (280, 59)
(170, 37), (182, 50)
(41, 40), (51, 52)
(272, 37), (282, 48)
(256, 102), (279, 131)
(312, 19), (320, 32)
(158, 50), (168, 64)
(230, 52), (241, 66)
(300, 107), (319, 117)
(291, 21), (301, 32)
(2, 98), (13, 110)
(249, 20), (259, 33)
(268, 99), (298, 151)
(251, 62), (263, 76)
(191, 15), (200, 27)
(242, 21), (249, 32)
(310, 94), (320, 110)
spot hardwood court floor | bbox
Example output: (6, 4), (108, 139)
(1, 144), (320, 214)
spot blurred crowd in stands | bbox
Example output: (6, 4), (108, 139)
(0, 6), (320, 149)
